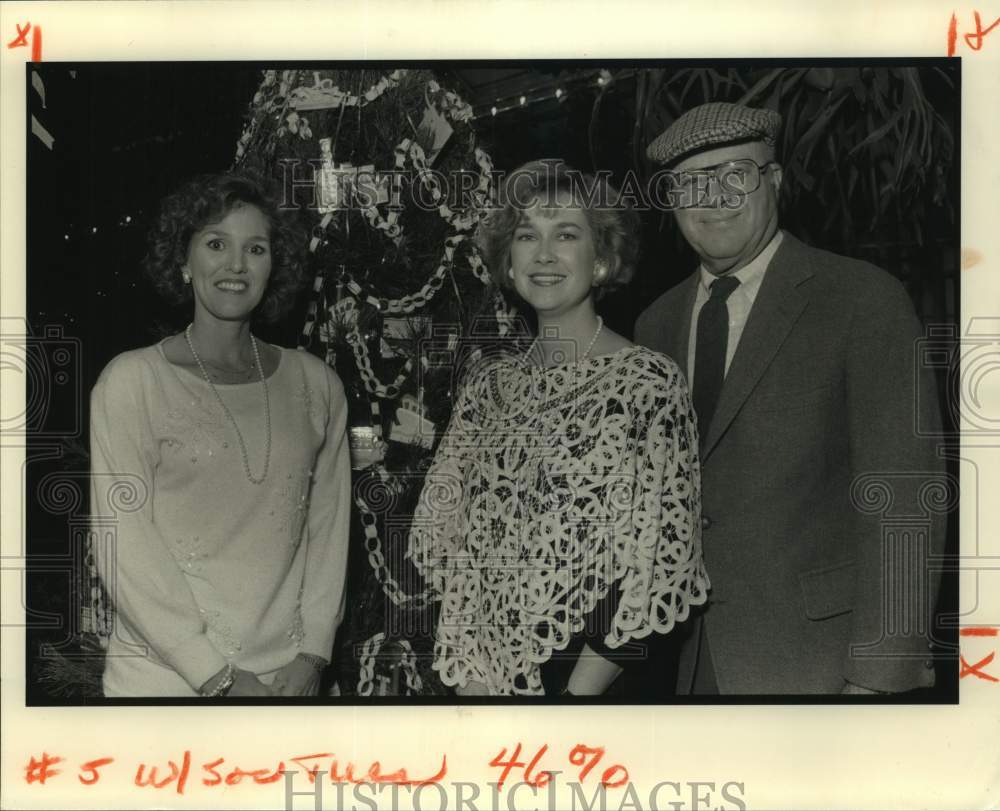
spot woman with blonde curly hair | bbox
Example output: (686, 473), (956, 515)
(91, 172), (350, 697)
(409, 160), (709, 697)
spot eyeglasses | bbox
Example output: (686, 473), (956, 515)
(666, 158), (777, 209)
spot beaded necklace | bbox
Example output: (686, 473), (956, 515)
(184, 324), (272, 485)
(520, 316), (604, 369)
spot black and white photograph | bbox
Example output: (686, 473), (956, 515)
(3, 4), (999, 810)
(22, 59), (960, 703)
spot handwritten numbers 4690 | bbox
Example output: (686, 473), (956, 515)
(489, 743), (629, 789)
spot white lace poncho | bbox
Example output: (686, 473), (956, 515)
(408, 345), (709, 695)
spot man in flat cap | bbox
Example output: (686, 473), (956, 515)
(635, 102), (945, 695)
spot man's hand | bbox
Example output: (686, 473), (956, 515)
(270, 655), (323, 696)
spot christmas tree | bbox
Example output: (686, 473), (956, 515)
(234, 68), (512, 695)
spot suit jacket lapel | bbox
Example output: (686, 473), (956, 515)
(701, 233), (814, 461)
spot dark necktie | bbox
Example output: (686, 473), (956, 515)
(693, 275), (741, 439)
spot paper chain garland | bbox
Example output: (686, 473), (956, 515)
(316, 233), (501, 399)
(356, 485), (430, 610)
(288, 69), (408, 112)
(82, 537), (112, 645)
(299, 272), (514, 400)
(357, 633), (424, 696)
(309, 77), (492, 243)
(347, 234), (484, 314)
(235, 69), (410, 162)
(345, 306), (428, 399)
(299, 274), (326, 349)
(271, 71), (516, 633)
(350, 122), (494, 243)
(392, 139), (494, 234)
(425, 79), (475, 124)
(234, 69), (295, 162)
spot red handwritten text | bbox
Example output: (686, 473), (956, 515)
(26, 751), (448, 792)
(6, 22), (42, 61)
(490, 744), (554, 789)
(961, 651), (998, 682)
(282, 752), (447, 786)
(948, 11), (1000, 55)
(78, 757), (115, 785)
(134, 750), (191, 794)
(960, 626), (1000, 682)
(24, 753), (63, 785)
(569, 744), (629, 788)
(489, 743), (629, 789)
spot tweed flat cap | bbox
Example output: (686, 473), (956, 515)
(646, 102), (783, 166)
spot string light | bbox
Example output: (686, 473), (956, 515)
(91, 226), (98, 234)
(125, 215), (132, 223)
(472, 69), (633, 120)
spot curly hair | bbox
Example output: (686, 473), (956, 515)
(475, 159), (640, 300)
(143, 171), (307, 323)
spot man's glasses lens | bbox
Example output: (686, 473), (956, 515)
(668, 159), (767, 208)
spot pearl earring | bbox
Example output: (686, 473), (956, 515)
(182, 272), (191, 284)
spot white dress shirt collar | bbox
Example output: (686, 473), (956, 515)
(697, 229), (784, 302)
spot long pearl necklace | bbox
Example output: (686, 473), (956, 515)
(202, 357), (255, 382)
(184, 324), (271, 485)
(521, 316), (604, 368)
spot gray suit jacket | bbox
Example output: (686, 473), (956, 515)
(634, 232), (946, 694)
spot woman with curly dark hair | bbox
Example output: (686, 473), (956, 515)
(408, 160), (709, 697)
(90, 172), (350, 697)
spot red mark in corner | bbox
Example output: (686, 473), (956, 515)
(7, 22), (30, 48)
(6, 22), (41, 61)
(960, 652), (999, 682)
(964, 11), (1000, 50)
(948, 11), (1000, 55)
(24, 753), (63, 785)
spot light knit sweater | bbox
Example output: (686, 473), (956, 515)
(89, 341), (350, 696)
